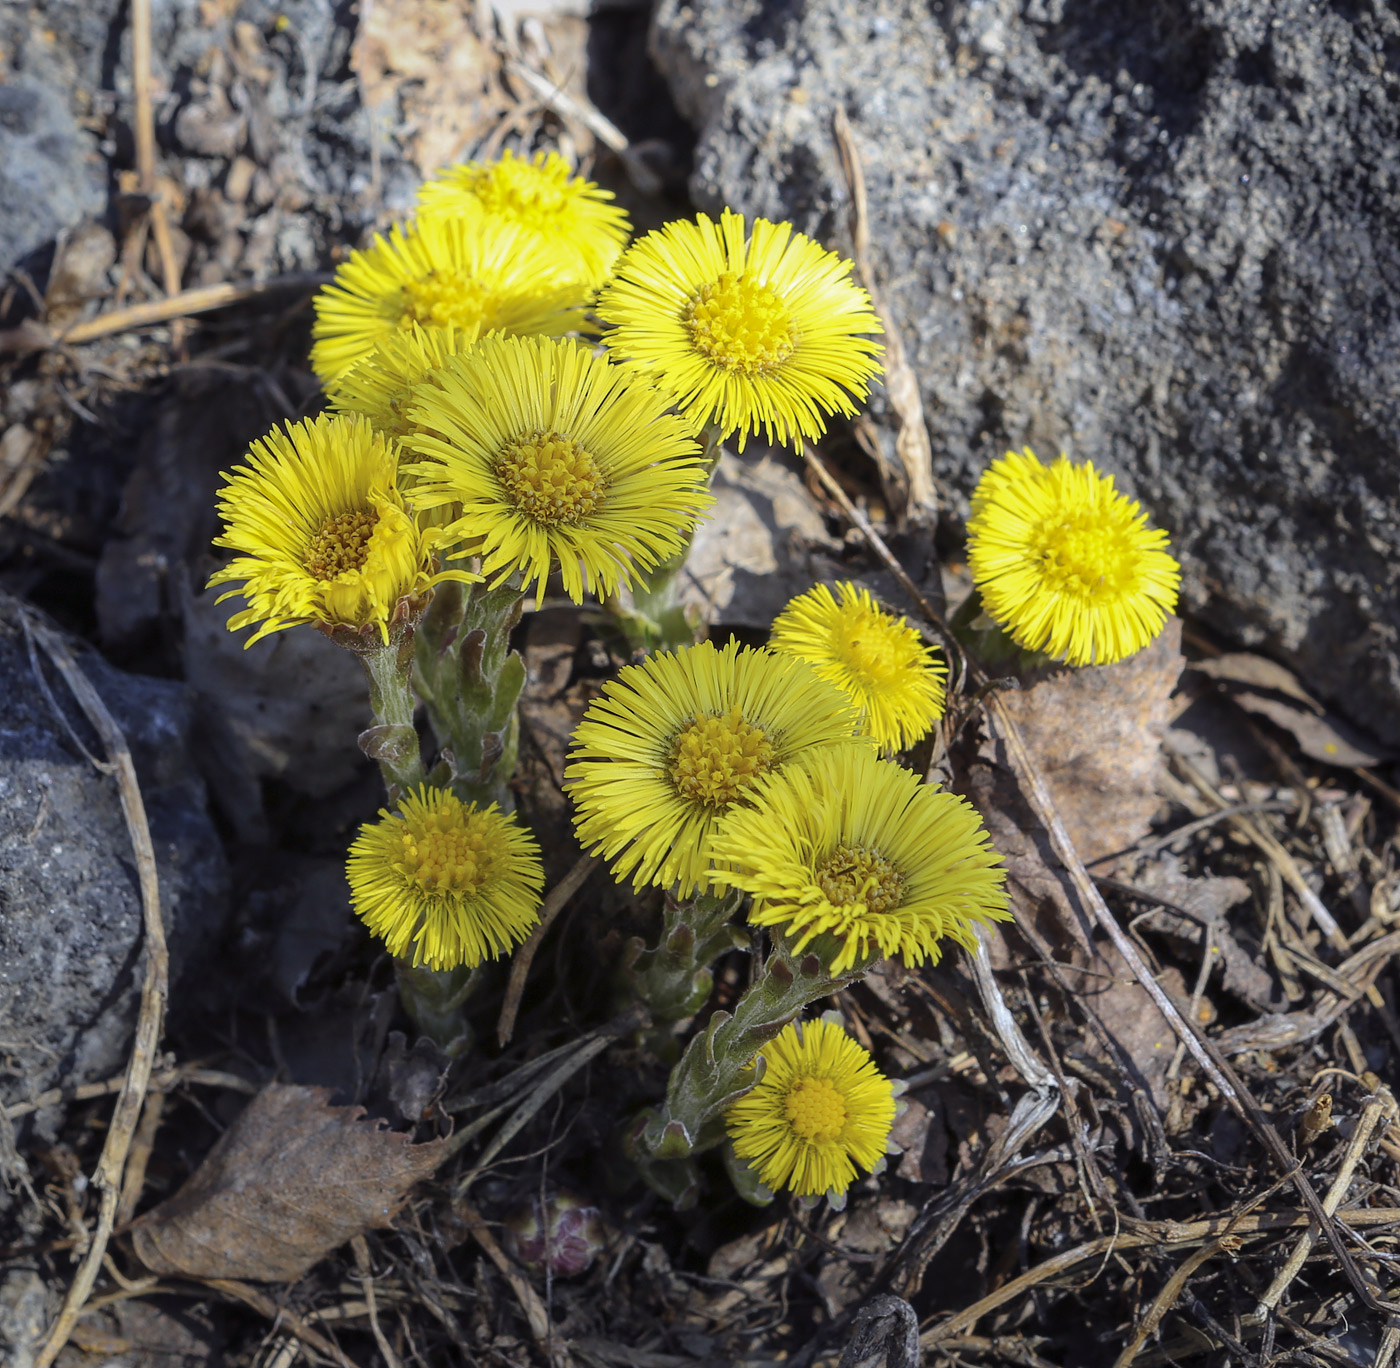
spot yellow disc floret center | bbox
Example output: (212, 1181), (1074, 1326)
(833, 605), (905, 685)
(400, 272), (493, 332)
(1031, 513), (1139, 600)
(815, 843), (905, 915)
(667, 707), (777, 809)
(305, 509), (379, 580)
(785, 1076), (848, 1144)
(475, 165), (568, 220)
(395, 805), (506, 898)
(495, 429), (605, 526)
(682, 272), (797, 374)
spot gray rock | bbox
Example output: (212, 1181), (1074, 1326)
(0, 599), (228, 1142)
(0, 73), (103, 274)
(651, 0), (1400, 745)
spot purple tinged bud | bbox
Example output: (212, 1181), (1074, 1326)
(503, 1193), (605, 1278)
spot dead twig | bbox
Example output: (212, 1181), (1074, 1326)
(3, 1065), (258, 1121)
(498, 855), (599, 1046)
(1259, 1084), (1397, 1311)
(24, 613), (168, 1368)
(131, 0), (183, 332)
(921, 1207), (1400, 1345)
(204, 1279), (356, 1368)
(460, 1202), (575, 1368)
(351, 1236), (403, 1368)
(0, 274), (332, 353)
(831, 106), (937, 524)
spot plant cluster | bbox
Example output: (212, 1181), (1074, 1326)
(206, 147), (1181, 1209)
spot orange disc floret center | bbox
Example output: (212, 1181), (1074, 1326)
(496, 429), (605, 526)
(682, 272), (796, 374)
(785, 1076), (848, 1143)
(815, 843), (904, 915)
(400, 271), (493, 332)
(1031, 513), (1140, 600)
(667, 707), (776, 809)
(394, 806), (506, 897)
(305, 509), (378, 580)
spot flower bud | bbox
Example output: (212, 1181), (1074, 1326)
(503, 1193), (605, 1278)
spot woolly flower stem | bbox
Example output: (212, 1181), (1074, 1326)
(413, 579), (526, 809)
(632, 944), (870, 1170)
(358, 633), (426, 801)
(394, 961), (483, 1054)
(624, 888), (746, 1031)
(607, 416), (724, 654)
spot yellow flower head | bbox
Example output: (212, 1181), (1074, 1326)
(207, 414), (472, 646)
(726, 1018), (895, 1200)
(770, 582), (946, 755)
(966, 448), (1181, 667)
(565, 640), (866, 897)
(596, 209), (884, 451)
(309, 214), (589, 385)
(405, 334), (714, 606)
(347, 785), (544, 970)
(326, 322), (472, 439)
(710, 744), (1009, 974)
(418, 148), (631, 287)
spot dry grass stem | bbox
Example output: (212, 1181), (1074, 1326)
(23, 613), (168, 1368)
(460, 1201), (575, 1368)
(1258, 1083), (1397, 1311)
(498, 854), (600, 1046)
(831, 107), (937, 523)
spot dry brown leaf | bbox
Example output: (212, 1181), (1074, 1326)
(959, 623), (1185, 1108)
(994, 619), (1184, 866)
(130, 1084), (447, 1281)
(1192, 653), (1392, 768)
(351, 0), (501, 177)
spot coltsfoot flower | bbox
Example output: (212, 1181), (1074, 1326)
(405, 334), (713, 606)
(326, 322), (471, 438)
(769, 581), (947, 754)
(710, 744), (1009, 973)
(347, 785), (544, 970)
(596, 209), (883, 450)
(418, 148), (631, 287)
(310, 214), (588, 384)
(726, 1018), (895, 1200)
(966, 447), (1181, 667)
(207, 414), (471, 646)
(565, 640), (866, 897)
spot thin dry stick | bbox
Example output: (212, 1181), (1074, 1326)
(1259, 1086), (1396, 1311)
(922, 1207), (1400, 1345)
(461, 1202), (575, 1368)
(113, 1091), (165, 1229)
(26, 615), (168, 1368)
(3, 1065), (256, 1121)
(831, 106), (938, 522)
(0, 274), (331, 353)
(1167, 742), (1348, 950)
(1113, 1192), (1274, 1368)
(498, 855), (599, 1046)
(205, 1279), (356, 1368)
(503, 59), (660, 197)
(130, 0), (182, 319)
(351, 1236), (403, 1368)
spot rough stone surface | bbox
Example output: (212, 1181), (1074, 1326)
(0, 55), (104, 273)
(0, 600), (228, 1138)
(651, 0), (1400, 744)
